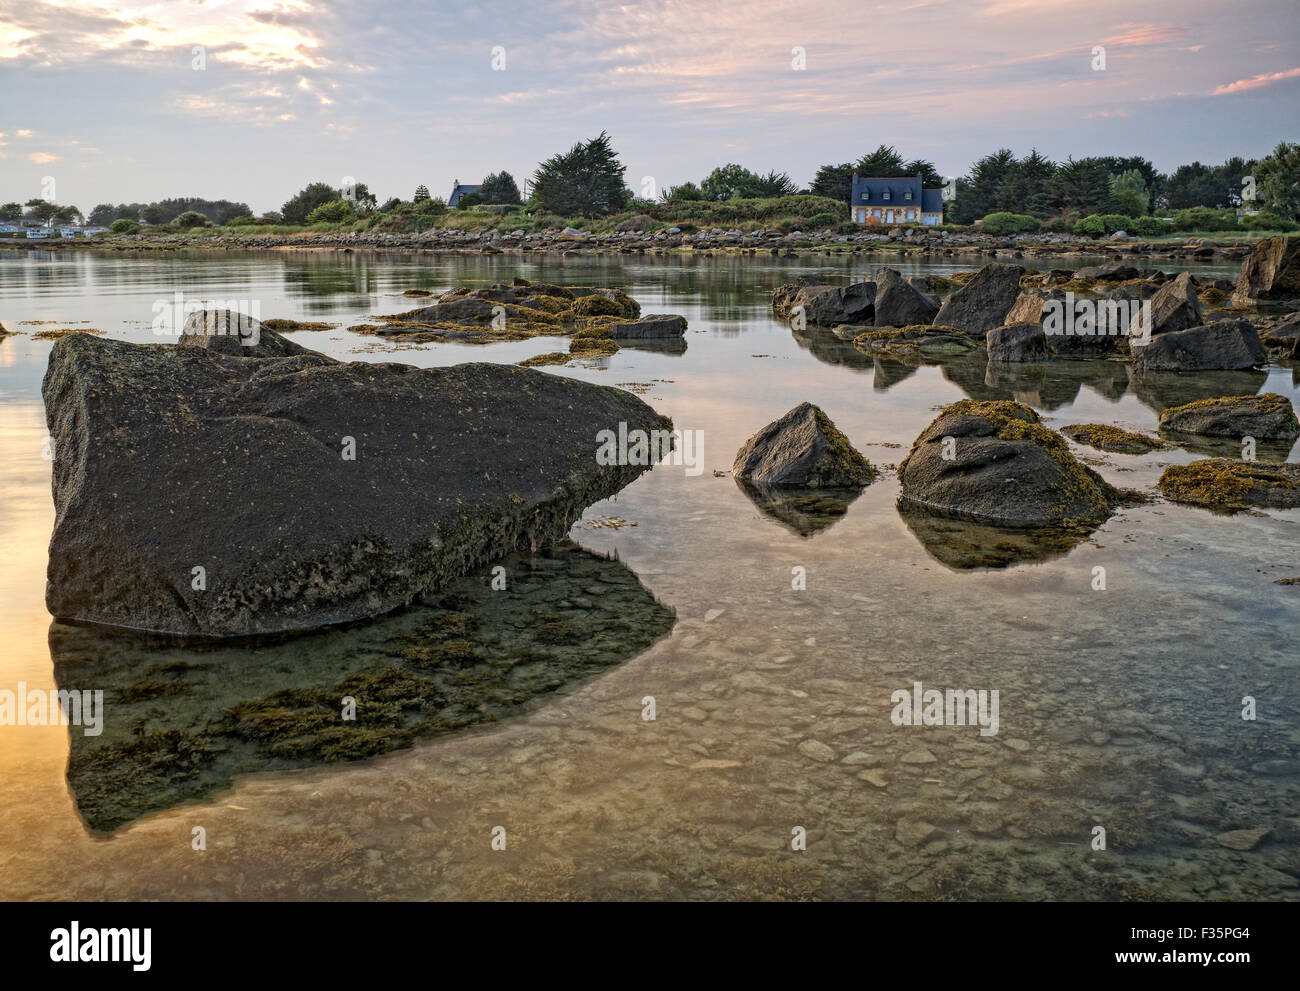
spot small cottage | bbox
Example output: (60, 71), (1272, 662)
(849, 173), (944, 226)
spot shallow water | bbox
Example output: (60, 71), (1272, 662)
(1, 248), (1297, 900)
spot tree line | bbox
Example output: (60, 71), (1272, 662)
(5, 136), (1295, 230)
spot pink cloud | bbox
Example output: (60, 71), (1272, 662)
(1212, 66), (1300, 95)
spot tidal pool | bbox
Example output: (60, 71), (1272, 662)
(0, 248), (1296, 900)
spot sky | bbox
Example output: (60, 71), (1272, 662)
(0, 0), (1296, 215)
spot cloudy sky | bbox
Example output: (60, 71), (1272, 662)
(0, 0), (1296, 214)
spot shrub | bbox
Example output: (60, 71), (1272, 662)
(805, 211), (839, 229)
(109, 219), (140, 235)
(224, 215), (258, 227)
(306, 200), (356, 224)
(1073, 214), (1135, 236)
(1041, 217), (1074, 234)
(1130, 216), (1169, 236)
(1169, 207), (1237, 232)
(174, 210), (210, 229)
(456, 192), (483, 209)
(1240, 212), (1298, 232)
(980, 212), (1040, 235)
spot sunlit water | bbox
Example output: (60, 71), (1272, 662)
(1, 248), (1297, 900)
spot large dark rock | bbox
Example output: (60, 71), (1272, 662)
(43, 334), (670, 637)
(1147, 271), (1203, 336)
(987, 323), (1049, 363)
(773, 281), (874, 326)
(180, 309), (315, 358)
(1158, 393), (1300, 441)
(609, 314), (687, 339)
(1006, 290), (1117, 358)
(873, 268), (938, 327)
(1130, 319), (1266, 372)
(1233, 235), (1300, 304)
(933, 263), (1025, 336)
(1257, 311), (1300, 354)
(732, 402), (874, 488)
(1074, 261), (1140, 282)
(898, 400), (1120, 527)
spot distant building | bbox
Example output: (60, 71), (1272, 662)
(447, 179), (481, 208)
(850, 173), (944, 226)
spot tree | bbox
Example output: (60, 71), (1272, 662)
(0, 202), (22, 222)
(531, 131), (631, 218)
(996, 149), (1056, 217)
(281, 182), (344, 225)
(51, 205), (82, 225)
(947, 149), (1017, 223)
(478, 171), (523, 205)
(855, 144), (907, 176)
(662, 181), (704, 203)
(1047, 158), (1111, 217)
(24, 198), (56, 225)
(1255, 142), (1300, 218)
(455, 192), (483, 209)
(700, 164), (760, 200)
(306, 200), (356, 224)
(1107, 169), (1149, 216)
(413, 185), (430, 203)
(174, 210), (209, 229)
(748, 170), (798, 197)
(903, 159), (944, 188)
(811, 163), (855, 205)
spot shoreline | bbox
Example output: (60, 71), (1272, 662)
(0, 229), (1257, 262)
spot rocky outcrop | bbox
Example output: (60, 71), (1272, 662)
(1159, 459), (1300, 510)
(1130, 319), (1266, 372)
(179, 309), (315, 357)
(43, 334), (670, 637)
(1157, 393), (1300, 441)
(773, 281), (874, 326)
(1147, 271), (1203, 336)
(898, 400), (1120, 527)
(608, 314), (687, 338)
(1232, 235), (1300, 304)
(987, 323), (1049, 363)
(933, 263), (1025, 336)
(732, 402), (874, 488)
(873, 268), (938, 327)
(1074, 261), (1141, 282)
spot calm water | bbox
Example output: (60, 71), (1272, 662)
(1, 248), (1297, 900)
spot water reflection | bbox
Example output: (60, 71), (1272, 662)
(897, 502), (1099, 570)
(51, 544), (674, 832)
(735, 480), (863, 537)
(1128, 368), (1270, 414)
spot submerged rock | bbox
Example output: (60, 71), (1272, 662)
(1232, 235), (1300, 304)
(52, 543), (675, 831)
(1130, 319), (1266, 372)
(608, 313), (687, 339)
(43, 334), (670, 637)
(1158, 459), (1300, 510)
(853, 325), (980, 360)
(898, 400), (1121, 527)
(1158, 393), (1300, 441)
(933, 263), (1025, 337)
(1060, 423), (1165, 454)
(732, 403), (874, 488)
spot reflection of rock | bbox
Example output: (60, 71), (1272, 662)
(898, 400), (1119, 527)
(984, 361), (1082, 409)
(617, 336), (687, 355)
(1127, 367), (1269, 414)
(53, 543), (675, 833)
(44, 335), (667, 637)
(873, 357), (920, 391)
(735, 480), (862, 537)
(897, 501), (1100, 569)
(788, 321), (877, 371)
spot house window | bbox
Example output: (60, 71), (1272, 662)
(872, 209), (880, 218)
(906, 209), (915, 220)
(883, 191), (891, 200)
(905, 190), (913, 200)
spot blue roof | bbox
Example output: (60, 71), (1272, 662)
(850, 174), (943, 212)
(447, 183), (481, 207)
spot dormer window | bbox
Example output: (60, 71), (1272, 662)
(882, 190), (891, 200)
(905, 190), (913, 200)
(862, 190), (869, 201)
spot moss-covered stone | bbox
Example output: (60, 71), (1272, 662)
(1157, 459), (1300, 510)
(1059, 423), (1166, 454)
